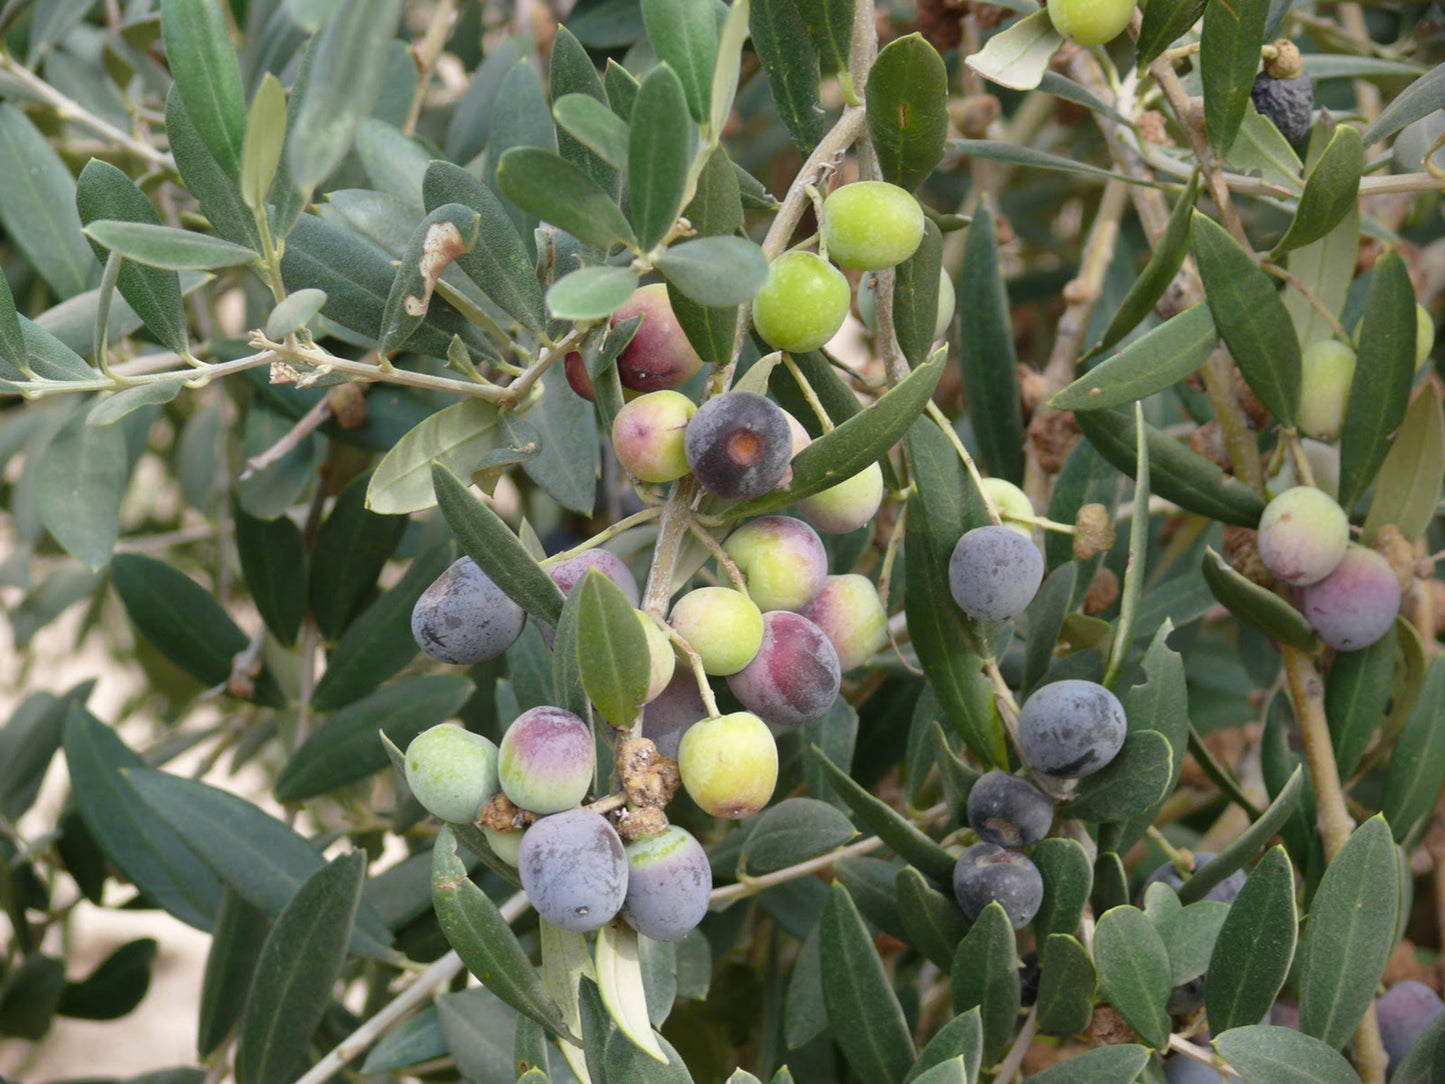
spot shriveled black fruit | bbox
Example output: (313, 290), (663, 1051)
(1251, 71), (1314, 145)
(685, 391), (793, 500)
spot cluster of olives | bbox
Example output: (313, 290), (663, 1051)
(403, 718), (712, 940)
(406, 321), (899, 938)
(1255, 485), (1401, 650)
(951, 679), (1128, 928)
(610, 363), (888, 515)
(664, 508), (891, 813)
(954, 770), (1051, 929)
(940, 489), (1137, 928)
(751, 181), (954, 355)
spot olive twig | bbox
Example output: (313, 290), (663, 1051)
(1144, 825), (1195, 877)
(712, 801), (947, 904)
(289, 886), (523, 1084)
(780, 353), (835, 433)
(1166, 1034), (1244, 1082)
(1260, 262), (1352, 341)
(874, 496), (909, 611)
(540, 506), (663, 566)
(655, 619), (722, 719)
(989, 1006), (1038, 1083)
(686, 519), (749, 593)
(1141, 13), (1250, 249)
(0, 50), (174, 170)
(1283, 430), (1319, 490)
(1281, 641), (1389, 1081)
(925, 400), (1002, 525)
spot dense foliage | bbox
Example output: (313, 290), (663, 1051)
(0, 1), (1442, 1083)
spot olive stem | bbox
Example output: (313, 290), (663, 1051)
(291, 894), (530, 1084)
(1352, 1006), (1389, 1084)
(1166, 1034), (1244, 1082)
(1143, 25), (1250, 249)
(1336, 4), (1382, 124)
(1082, 30), (1265, 573)
(241, 393), (333, 481)
(640, 474), (701, 618)
(247, 335), (529, 403)
(982, 655), (1024, 766)
(1145, 824), (1195, 876)
(1282, 645), (1354, 859)
(656, 616), (723, 719)
(874, 496), (909, 612)
(713, 801), (947, 903)
(803, 184), (830, 260)
(539, 506), (663, 565)
(686, 519), (749, 594)
(1283, 430), (1319, 490)
(1023, 178), (1130, 507)
(1077, 41), (1267, 498)
(925, 400), (1002, 525)
(719, 834), (888, 900)
(1008, 511), (1075, 535)
(586, 792), (630, 816)
(1260, 261), (1352, 341)
(1282, 643), (1388, 1083)
(989, 1006), (1038, 1083)
(781, 352), (836, 433)
(402, 0), (459, 136)
(0, 49), (174, 170)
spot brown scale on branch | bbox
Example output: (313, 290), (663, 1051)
(1084, 1004), (1138, 1046)
(616, 735), (681, 810)
(1189, 420), (1229, 470)
(1083, 566), (1120, 615)
(1224, 525), (1272, 588)
(1232, 367), (1271, 431)
(1073, 503), (1115, 561)
(1018, 364), (1049, 414)
(1372, 524), (1416, 593)
(617, 806), (669, 843)
(477, 791), (535, 833)
(950, 93), (1000, 138)
(915, 0), (968, 50)
(1028, 408), (1081, 475)
(326, 383), (367, 429)
(1138, 110), (1174, 147)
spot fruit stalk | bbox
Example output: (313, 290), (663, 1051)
(1068, 48), (1267, 495)
(1282, 642), (1389, 1083)
(1141, 18), (1249, 249)
(291, 892), (529, 1084)
(643, 71), (873, 631)
(1024, 178), (1129, 504)
(989, 1006), (1038, 1082)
